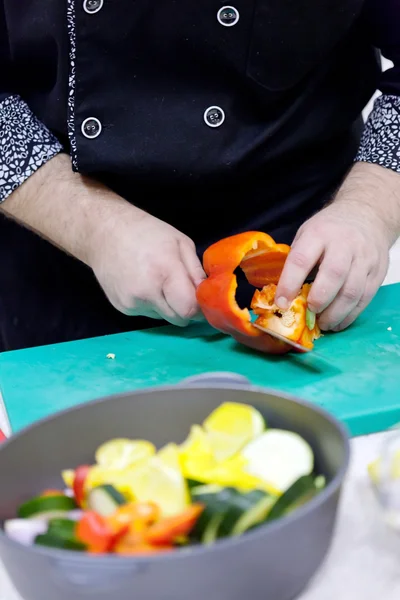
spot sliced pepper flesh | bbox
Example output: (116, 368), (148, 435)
(251, 283), (321, 350)
(144, 503), (204, 546)
(197, 232), (293, 354)
(76, 511), (121, 554)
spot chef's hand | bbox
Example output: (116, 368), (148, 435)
(0, 154), (205, 327)
(275, 186), (392, 332)
(89, 207), (206, 326)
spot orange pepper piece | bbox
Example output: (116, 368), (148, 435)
(106, 502), (160, 535)
(251, 283), (321, 350)
(196, 232), (292, 354)
(76, 511), (117, 554)
(145, 503), (204, 546)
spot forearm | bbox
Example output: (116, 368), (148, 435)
(332, 161), (400, 246)
(0, 153), (144, 266)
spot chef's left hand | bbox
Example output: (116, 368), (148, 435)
(274, 202), (391, 332)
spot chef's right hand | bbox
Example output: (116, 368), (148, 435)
(88, 206), (206, 327)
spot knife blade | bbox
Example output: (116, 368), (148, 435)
(252, 323), (312, 353)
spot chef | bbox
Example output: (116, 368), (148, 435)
(0, 0), (399, 351)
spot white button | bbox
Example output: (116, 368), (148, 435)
(217, 6), (240, 27)
(204, 106), (225, 128)
(83, 0), (104, 15)
(81, 117), (102, 139)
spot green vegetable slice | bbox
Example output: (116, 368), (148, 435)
(202, 514), (224, 545)
(34, 533), (87, 551)
(306, 308), (316, 330)
(191, 486), (275, 541)
(47, 518), (77, 540)
(266, 475), (321, 522)
(18, 495), (77, 519)
(186, 479), (204, 491)
(87, 484), (127, 516)
(231, 493), (276, 536)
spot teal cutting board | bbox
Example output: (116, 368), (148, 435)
(1, 284), (400, 436)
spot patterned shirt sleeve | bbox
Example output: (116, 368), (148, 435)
(356, 0), (400, 172)
(0, 95), (63, 203)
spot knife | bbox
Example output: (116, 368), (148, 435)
(252, 323), (312, 353)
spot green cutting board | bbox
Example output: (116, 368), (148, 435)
(1, 284), (400, 436)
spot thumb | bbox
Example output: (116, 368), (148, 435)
(179, 239), (206, 287)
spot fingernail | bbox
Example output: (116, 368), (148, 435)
(276, 296), (289, 309)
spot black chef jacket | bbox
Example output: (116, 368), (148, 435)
(0, 0), (399, 351)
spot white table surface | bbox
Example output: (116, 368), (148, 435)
(1, 242), (400, 600)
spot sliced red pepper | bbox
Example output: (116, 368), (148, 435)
(76, 511), (117, 554)
(196, 232), (292, 354)
(0, 429), (6, 443)
(72, 465), (91, 507)
(145, 503), (204, 546)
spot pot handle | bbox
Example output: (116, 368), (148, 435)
(181, 372), (251, 386)
(51, 558), (150, 592)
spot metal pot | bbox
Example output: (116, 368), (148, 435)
(0, 372), (350, 600)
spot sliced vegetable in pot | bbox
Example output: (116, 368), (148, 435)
(266, 475), (323, 522)
(87, 484), (127, 516)
(17, 494), (77, 520)
(6, 402), (327, 555)
(191, 486), (275, 541)
(35, 534), (87, 551)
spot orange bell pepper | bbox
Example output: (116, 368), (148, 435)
(144, 503), (204, 546)
(106, 502), (160, 534)
(196, 232), (293, 354)
(251, 283), (321, 350)
(76, 511), (121, 554)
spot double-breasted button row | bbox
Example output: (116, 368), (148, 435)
(79, 4), (239, 137)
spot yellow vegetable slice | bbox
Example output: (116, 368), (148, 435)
(125, 443), (189, 517)
(85, 466), (135, 500)
(179, 425), (217, 480)
(95, 438), (155, 469)
(62, 469), (75, 489)
(202, 455), (281, 496)
(203, 402), (265, 462)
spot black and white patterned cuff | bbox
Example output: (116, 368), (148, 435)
(356, 94), (400, 172)
(0, 95), (63, 203)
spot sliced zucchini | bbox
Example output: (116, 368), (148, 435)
(266, 475), (320, 522)
(231, 493), (276, 536)
(217, 490), (268, 538)
(34, 533), (87, 551)
(47, 518), (77, 540)
(202, 513), (224, 545)
(17, 495), (77, 519)
(87, 484), (127, 516)
(190, 486), (230, 541)
(186, 478), (204, 491)
(191, 486), (274, 541)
